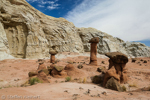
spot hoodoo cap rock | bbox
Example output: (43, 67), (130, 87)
(105, 52), (128, 64)
(89, 37), (99, 43)
(49, 50), (58, 55)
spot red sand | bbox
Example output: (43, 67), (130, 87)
(0, 53), (150, 100)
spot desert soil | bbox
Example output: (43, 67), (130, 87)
(0, 52), (150, 100)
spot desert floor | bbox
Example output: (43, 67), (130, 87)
(0, 52), (150, 100)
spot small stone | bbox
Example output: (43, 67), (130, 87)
(87, 89), (91, 94)
(128, 92), (133, 95)
(28, 72), (37, 77)
(73, 62), (76, 64)
(72, 94), (80, 97)
(64, 90), (68, 93)
(14, 79), (19, 81)
(77, 64), (83, 69)
(143, 60), (147, 63)
(101, 61), (105, 64)
(132, 58), (136, 63)
(79, 87), (84, 90)
(140, 59), (143, 61)
(137, 62), (140, 64)
(102, 91), (107, 96)
(97, 66), (107, 74)
(97, 94), (100, 97)
(90, 95), (96, 97)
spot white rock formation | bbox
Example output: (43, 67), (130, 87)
(78, 27), (150, 57)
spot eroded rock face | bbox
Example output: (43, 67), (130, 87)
(0, 0), (84, 59)
(0, 22), (14, 60)
(0, 0), (149, 60)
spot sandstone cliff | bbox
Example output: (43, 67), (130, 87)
(0, 0), (149, 60)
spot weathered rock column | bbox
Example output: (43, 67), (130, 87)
(103, 52), (128, 87)
(89, 37), (99, 66)
(49, 50), (58, 63)
(37, 59), (47, 72)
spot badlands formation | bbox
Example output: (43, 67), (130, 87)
(0, 0), (150, 60)
(0, 0), (150, 100)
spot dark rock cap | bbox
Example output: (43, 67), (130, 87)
(54, 66), (64, 72)
(37, 59), (45, 64)
(89, 37), (99, 43)
(105, 52), (128, 64)
(49, 50), (58, 55)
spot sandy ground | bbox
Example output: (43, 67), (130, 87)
(0, 52), (150, 100)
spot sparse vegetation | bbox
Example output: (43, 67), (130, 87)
(0, 80), (3, 82)
(29, 77), (43, 85)
(122, 85), (126, 91)
(129, 84), (137, 87)
(82, 78), (87, 83)
(65, 76), (71, 82)
(61, 81), (64, 83)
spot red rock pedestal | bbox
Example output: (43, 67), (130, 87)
(103, 52), (128, 87)
(50, 54), (55, 63)
(89, 37), (99, 66)
(49, 50), (58, 63)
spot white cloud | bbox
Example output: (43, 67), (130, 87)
(26, 0), (60, 10)
(47, 3), (60, 10)
(47, 6), (57, 10)
(64, 0), (150, 41)
(38, 5), (45, 8)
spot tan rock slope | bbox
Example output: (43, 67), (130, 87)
(0, 0), (150, 60)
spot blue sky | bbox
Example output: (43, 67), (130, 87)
(26, 0), (150, 47)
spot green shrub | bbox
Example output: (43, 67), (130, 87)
(29, 77), (43, 85)
(122, 85), (126, 92)
(82, 78), (87, 83)
(65, 76), (71, 82)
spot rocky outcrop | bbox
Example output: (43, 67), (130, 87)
(0, 0), (149, 60)
(103, 52), (128, 87)
(78, 27), (150, 57)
